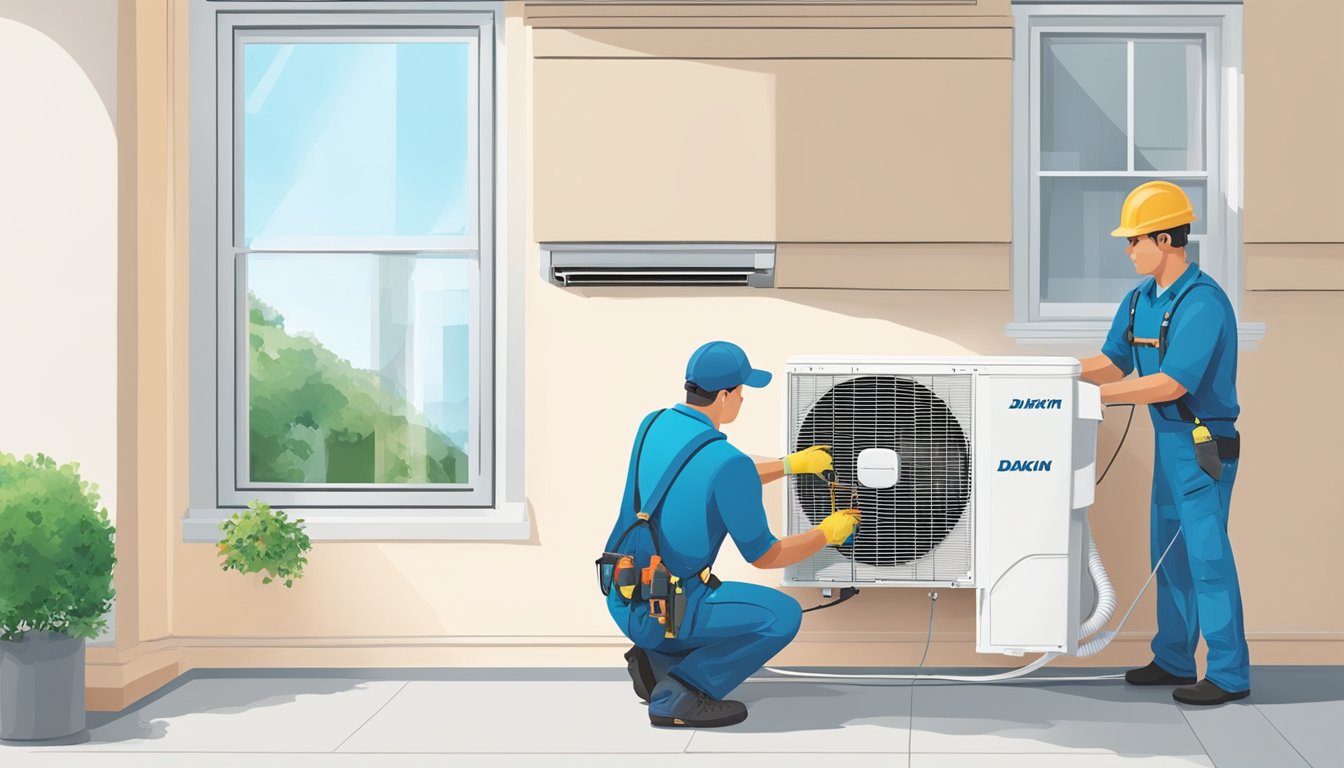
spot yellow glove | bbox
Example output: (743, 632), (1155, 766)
(783, 445), (833, 476)
(817, 509), (861, 546)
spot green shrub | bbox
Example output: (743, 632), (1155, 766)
(218, 501), (312, 588)
(0, 453), (116, 641)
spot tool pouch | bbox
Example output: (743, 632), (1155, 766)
(644, 562), (671, 601)
(595, 551), (634, 598)
(666, 585), (687, 639)
(1193, 437), (1223, 482)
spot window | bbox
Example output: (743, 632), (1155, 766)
(1008, 4), (1257, 344)
(187, 2), (525, 540)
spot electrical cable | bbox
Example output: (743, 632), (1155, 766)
(1096, 403), (1135, 486)
(908, 592), (937, 766)
(1076, 523), (1182, 657)
(800, 586), (860, 613)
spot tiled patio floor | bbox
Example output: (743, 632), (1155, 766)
(1, 666), (1337, 767)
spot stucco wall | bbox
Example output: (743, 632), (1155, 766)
(90, 0), (1344, 699)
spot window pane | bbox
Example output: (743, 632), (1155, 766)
(246, 253), (475, 485)
(241, 41), (473, 246)
(1135, 38), (1205, 171)
(1041, 36), (1128, 171)
(1040, 178), (1205, 304)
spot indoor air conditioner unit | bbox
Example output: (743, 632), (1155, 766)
(540, 243), (775, 287)
(783, 356), (1104, 656)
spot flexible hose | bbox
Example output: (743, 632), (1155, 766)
(1079, 529), (1117, 640)
(1075, 524), (1183, 658)
(754, 525), (1184, 679)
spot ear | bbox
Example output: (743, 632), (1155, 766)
(1156, 232), (1171, 248)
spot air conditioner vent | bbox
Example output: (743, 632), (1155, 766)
(541, 244), (775, 288)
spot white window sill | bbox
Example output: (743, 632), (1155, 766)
(183, 503), (530, 543)
(1005, 321), (1267, 350)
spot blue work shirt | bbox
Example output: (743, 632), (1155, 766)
(604, 404), (779, 581)
(1101, 264), (1240, 436)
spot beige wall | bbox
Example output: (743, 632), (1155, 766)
(93, 0), (1343, 708)
(0, 8), (117, 518)
(0, 0), (121, 697)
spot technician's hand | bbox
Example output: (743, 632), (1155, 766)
(816, 509), (861, 546)
(782, 445), (833, 476)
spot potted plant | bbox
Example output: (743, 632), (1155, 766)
(0, 452), (116, 746)
(217, 501), (311, 588)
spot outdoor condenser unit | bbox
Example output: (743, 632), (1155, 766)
(784, 356), (1104, 656)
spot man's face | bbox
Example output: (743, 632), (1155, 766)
(1125, 234), (1166, 276)
(719, 385), (745, 424)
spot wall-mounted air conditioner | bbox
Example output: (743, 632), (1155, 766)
(784, 356), (1104, 656)
(540, 243), (775, 287)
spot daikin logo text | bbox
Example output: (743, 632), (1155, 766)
(998, 460), (1053, 472)
(1009, 398), (1062, 410)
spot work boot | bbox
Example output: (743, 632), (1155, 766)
(624, 645), (657, 703)
(647, 676), (748, 728)
(1173, 679), (1250, 706)
(1125, 661), (1197, 686)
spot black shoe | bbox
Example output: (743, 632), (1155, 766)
(648, 677), (748, 728)
(1125, 661), (1197, 687)
(624, 645), (657, 703)
(1174, 679), (1250, 706)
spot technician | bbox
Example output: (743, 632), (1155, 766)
(602, 340), (861, 728)
(1080, 181), (1249, 706)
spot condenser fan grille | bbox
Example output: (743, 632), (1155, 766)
(787, 373), (974, 585)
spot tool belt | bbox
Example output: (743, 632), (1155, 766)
(596, 411), (724, 639)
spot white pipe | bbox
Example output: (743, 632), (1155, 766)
(754, 525), (1183, 679)
(1079, 529), (1117, 640)
(759, 653), (1065, 683)
(1077, 630), (1118, 658)
(1075, 525), (1184, 658)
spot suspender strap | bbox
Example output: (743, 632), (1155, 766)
(610, 416), (725, 556)
(1125, 286), (1143, 375)
(1157, 281), (1213, 367)
(1120, 274), (1236, 433)
(641, 429), (725, 520)
(630, 410), (665, 517)
(1124, 285), (1142, 344)
(1158, 281), (1219, 425)
(610, 410), (666, 555)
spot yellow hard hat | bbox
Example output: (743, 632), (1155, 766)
(1110, 181), (1197, 238)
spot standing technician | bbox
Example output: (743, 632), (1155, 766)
(601, 340), (860, 728)
(1080, 181), (1249, 706)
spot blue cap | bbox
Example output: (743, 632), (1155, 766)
(685, 341), (772, 391)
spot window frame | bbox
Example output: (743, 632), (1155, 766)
(1008, 3), (1261, 346)
(185, 1), (527, 541)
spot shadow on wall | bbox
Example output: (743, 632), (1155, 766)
(560, 286), (1023, 357)
(534, 35), (1011, 243)
(0, 0), (117, 127)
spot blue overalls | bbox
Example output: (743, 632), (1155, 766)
(1101, 264), (1250, 692)
(603, 404), (802, 704)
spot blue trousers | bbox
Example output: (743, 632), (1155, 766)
(1150, 421), (1250, 692)
(609, 581), (802, 701)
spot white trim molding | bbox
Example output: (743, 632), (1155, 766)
(1007, 3), (1263, 346)
(187, 1), (524, 541)
(182, 502), (529, 542)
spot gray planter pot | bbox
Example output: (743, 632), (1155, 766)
(0, 631), (90, 745)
